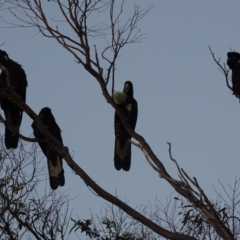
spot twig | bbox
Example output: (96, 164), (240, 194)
(209, 46), (232, 91)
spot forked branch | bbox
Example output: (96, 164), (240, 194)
(209, 46), (231, 90)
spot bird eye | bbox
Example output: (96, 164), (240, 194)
(125, 84), (129, 91)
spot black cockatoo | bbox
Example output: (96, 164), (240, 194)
(32, 107), (65, 190)
(227, 51), (240, 98)
(114, 81), (138, 171)
(0, 50), (28, 149)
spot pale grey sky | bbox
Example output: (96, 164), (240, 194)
(1, 1), (240, 239)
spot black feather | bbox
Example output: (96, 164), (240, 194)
(0, 50), (28, 149)
(32, 107), (65, 190)
(114, 81), (138, 171)
(227, 51), (240, 98)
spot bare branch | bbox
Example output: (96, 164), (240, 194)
(209, 46), (232, 91)
(0, 2), (236, 239)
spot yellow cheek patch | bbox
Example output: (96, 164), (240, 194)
(126, 104), (132, 111)
(4, 55), (8, 60)
(238, 59), (240, 64)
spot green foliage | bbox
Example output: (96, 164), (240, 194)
(71, 217), (140, 240)
(70, 218), (100, 238)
